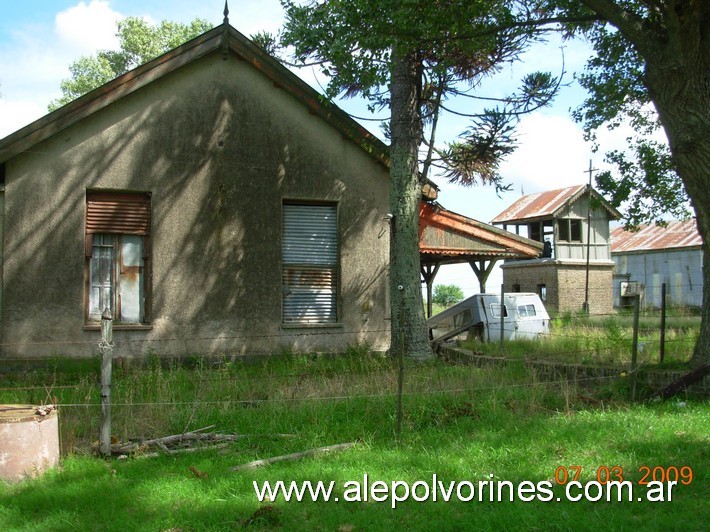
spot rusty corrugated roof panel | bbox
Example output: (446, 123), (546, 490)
(492, 185), (584, 223)
(491, 184), (621, 224)
(419, 202), (543, 262)
(611, 219), (702, 253)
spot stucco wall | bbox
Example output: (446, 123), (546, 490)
(1, 51), (391, 358)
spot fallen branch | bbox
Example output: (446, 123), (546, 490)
(229, 442), (358, 471)
(111, 431), (295, 455)
(139, 425), (215, 448)
(130, 442), (231, 460)
(653, 364), (710, 401)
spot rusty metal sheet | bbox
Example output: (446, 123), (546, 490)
(611, 219), (702, 253)
(491, 185), (586, 224)
(419, 202), (542, 257)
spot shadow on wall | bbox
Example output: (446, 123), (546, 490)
(2, 61), (389, 357)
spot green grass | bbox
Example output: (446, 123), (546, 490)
(462, 311), (699, 368)
(1, 352), (708, 530)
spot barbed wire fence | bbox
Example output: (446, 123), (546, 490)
(0, 285), (704, 456)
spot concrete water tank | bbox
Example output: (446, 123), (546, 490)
(0, 405), (60, 482)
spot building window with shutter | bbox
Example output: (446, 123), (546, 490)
(282, 203), (338, 324)
(86, 191), (151, 324)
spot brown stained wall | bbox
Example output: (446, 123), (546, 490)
(502, 260), (614, 316)
(1, 51), (391, 358)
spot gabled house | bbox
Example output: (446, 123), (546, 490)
(0, 20), (393, 358)
(611, 219), (703, 308)
(491, 185), (621, 315)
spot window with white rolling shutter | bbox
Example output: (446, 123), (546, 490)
(282, 203), (338, 324)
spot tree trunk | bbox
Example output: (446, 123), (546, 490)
(640, 11), (710, 367)
(389, 47), (432, 359)
(654, 104), (710, 368)
(583, 0), (710, 367)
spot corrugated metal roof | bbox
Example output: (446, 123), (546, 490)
(491, 184), (620, 224)
(611, 219), (702, 253)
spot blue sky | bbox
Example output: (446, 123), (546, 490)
(0, 1), (637, 295)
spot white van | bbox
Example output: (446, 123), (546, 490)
(427, 293), (550, 347)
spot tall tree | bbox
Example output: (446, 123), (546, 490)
(565, 1), (709, 366)
(433, 284), (465, 308)
(50, 17), (213, 111)
(281, 0), (561, 357)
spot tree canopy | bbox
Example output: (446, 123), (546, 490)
(433, 285), (465, 308)
(564, 0), (709, 366)
(281, 0), (565, 357)
(565, 1), (693, 229)
(282, 0), (561, 189)
(49, 17), (213, 111)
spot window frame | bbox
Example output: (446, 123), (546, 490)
(489, 303), (509, 319)
(85, 191), (151, 325)
(517, 304), (537, 318)
(281, 201), (339, 326)
(570, 219), (583, 242)
(557, 218), (583, 243)
(537, 284), (547, 302)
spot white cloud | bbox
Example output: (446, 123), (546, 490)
(0, 1), (126, 137)
(499, 112), (592, 193)
(54, 1), (122, 54)
(0, 99), (46, 137)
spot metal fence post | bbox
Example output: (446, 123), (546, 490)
(396, 286), (404, 437)
(630, 294), (640, 401)
(500, 284), (505, 348)
(660, 283), (666, 363)
(99, 308), (114, 456)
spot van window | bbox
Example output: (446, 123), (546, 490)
(517, 304), (537, 318)
(453, 308), (473, 328)
(490, 304), (508, 318)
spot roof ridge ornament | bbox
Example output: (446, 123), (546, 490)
(222, 1), (230, 60)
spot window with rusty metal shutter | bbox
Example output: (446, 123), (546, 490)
(86, 192), (151, 324)
(282, 203), (338, 324)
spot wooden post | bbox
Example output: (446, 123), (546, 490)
(470, 259), (497, 294)
(630, 294), (640, 401)
(660, 283), (666, 363)
(500, 283), (505, 348)
(421, 263), (440, 319)
(99, 309), (114, 456)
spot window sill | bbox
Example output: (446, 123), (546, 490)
(281, 323), (343, 330)
(84, 323), (153, 331)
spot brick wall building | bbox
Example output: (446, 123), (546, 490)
(492, 185), (620, 316)
(501, 260), (614, 315)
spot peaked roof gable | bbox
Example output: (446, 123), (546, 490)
(491, 184), (621, 224)
(611, 219), (702, 253)
(0, 23), (389, 168)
